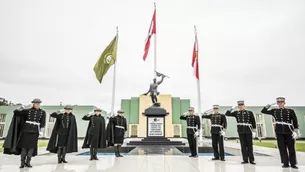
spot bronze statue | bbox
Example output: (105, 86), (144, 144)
(143, 71), (168, 105)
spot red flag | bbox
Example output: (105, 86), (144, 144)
(192, 38), (199, 80)
(143, 9), (156, 61)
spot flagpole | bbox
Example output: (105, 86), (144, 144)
(111, 27), (119, 116)
(194, 25), (203, 142)
(153, 2), (157, 78)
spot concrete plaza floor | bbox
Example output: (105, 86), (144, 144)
(0, 140), (304, 172)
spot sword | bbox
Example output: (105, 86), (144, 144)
(155, 71), (170, 78)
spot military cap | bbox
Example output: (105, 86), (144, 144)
(276, 97), (285, 102)
(213, 105), (219, 109)
(94, 107), (102, 112)
(237, 100), (245, 105)
(31, 98), (42, 103)
(64, 105), (73, 110)
(117, 110), (124, 113)
(188, 107), (195, 111)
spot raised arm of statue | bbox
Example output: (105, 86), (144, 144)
(157, 76), (165, 85)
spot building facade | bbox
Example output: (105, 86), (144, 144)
(0, 105), (107, 138)
(121, 95), (305, 139)
(0, 95), (304, 139)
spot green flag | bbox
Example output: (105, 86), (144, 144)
(94, 36), (118, 83)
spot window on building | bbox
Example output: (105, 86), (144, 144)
(255, 113), (266, 138)
(0, 113), (7, 137)
(49, 115), (56, 123)
(271, 117), (276, 137)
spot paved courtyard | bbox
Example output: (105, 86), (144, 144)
(0, 141), (304, 172)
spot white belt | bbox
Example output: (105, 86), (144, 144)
(275, 122), (293, 126)
(237, 123), (253, 132)
(237, 123), (252, 126)
(187, 126), (197, 129)
(115, 125), (125, 129)
(26, 121), (40, 125)
(275, 122), (294, 132)
(211, 124), (223, 128)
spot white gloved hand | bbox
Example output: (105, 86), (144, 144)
(124, 132), (127, 138)
(24, 104), (33, 109)
(87, 111), (95, 116)
(183, 112), (188, 115)
(39, 131), (43, 137)
(252, 132), (256, 138)
(16, 105), (25, 111)
(265, 103), (276, 109)
(56, 109), (65, 114)
(194, 131), (200, 138)
(229, 105), (237, 111)
(220, 131), (226, 136)
(292, 132), (298, 139)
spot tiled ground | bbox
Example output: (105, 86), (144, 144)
(0, 154), (304, 172)
(1, 140), (304, 172)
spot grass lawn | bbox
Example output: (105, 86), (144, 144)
(252, 141), (305, 152)
(0, 140), (49, 152)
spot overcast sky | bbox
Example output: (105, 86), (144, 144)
(0, 0), (304, 112)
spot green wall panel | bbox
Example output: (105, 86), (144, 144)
(180, 99), (190, 137)
(171, 97), (181, 124)
(130, 97), (139, 124)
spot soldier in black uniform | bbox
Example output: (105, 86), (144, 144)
(3, 98), (46, 168)
(225, 100), (257, 164)
(180, 107), (201, 158)
(82, 107), (107, 160)
(261, 97), (299, 169)
(47, 105), (78, 163)
(107, 110), (127, 157)
(202, 105), (227, 161)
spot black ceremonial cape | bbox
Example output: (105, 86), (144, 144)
(46, 114), (78, 153)
(3, 111), (38, 156)
(82, 116), (107, 149)
(106, 117), (115, 147)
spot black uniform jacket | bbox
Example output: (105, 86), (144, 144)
(180, 115), (201, 135)
(3, 108), (46, 156)
(46, 113), (78, 153)
(261, 107), (298, 134)
(225, 110), (256, 134)
(202, 113), (227, 134)
(82, 114), (107, 149)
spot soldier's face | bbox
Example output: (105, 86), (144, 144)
(33, 103), (40, 109)
(65, 109), (72, 114)
(277, 101), (285, 107)
(213, 108), (219, 114)
(95, 111), (101, 115)
(189, 110), (194, 115)
(118, 113), (124, 116)
(238, 104), (245, 110)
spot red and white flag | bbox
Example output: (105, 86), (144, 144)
(192, 38), (199, 80)
(143, 8), (156, 61)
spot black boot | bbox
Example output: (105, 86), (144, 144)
(57, 148), (62, 163)
(94, 149), (99, 160)
(25, 148), (34, 168)
(61, 147), (68, 163)
(114, 146), (119, 157)
(90, 147), (94, 161)
(25, 157), (33, 168)
(20, 149), (27, 168)
(118, 145), (123, 157)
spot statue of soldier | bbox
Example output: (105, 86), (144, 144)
(143, 71), (167, 105)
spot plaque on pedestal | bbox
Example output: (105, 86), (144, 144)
(142, 103), (169, 138)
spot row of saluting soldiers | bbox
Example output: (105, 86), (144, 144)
(2, 99), (127, 169)
(180, 97), (300, 169)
